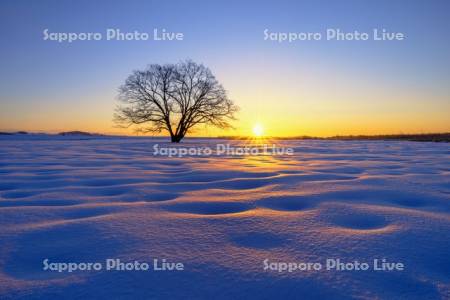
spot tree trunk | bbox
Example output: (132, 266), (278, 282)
(170, 134), (183, 143)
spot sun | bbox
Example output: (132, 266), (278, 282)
(252, 123), (265, 137)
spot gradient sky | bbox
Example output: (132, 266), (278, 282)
(1, 0), (449, 137)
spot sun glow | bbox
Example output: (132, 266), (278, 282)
(252, 123), (265, 137)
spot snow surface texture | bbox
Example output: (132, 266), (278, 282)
(0, 136), (449, 299)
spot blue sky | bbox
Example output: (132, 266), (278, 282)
(1, 0), (449, 135)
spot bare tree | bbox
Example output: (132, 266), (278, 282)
(115, 60), (238, 142)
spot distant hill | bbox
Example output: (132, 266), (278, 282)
(325, 133), (450, 142)
(219, 133), (450, 142)
(0, 131), (28, 135)
(58, 131), (102, 136)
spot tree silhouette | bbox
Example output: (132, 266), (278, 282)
(115, 60), (238, 142)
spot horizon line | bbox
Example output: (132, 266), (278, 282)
(2, 130), (449, 140)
